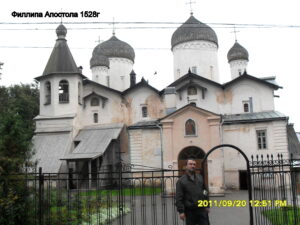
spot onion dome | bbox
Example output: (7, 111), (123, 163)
(90, 54), (109, 68)
(56, 24), (67, 38)
(227, 41), (249, 62)
(171, 15), (218, 49)
(91, 36), (135, 63)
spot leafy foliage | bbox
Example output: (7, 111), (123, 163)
(0, 83), (39, 225)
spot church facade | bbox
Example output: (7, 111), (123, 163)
(32, 14), (293, 194)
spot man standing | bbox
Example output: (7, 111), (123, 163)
(176, 159), (210, 225)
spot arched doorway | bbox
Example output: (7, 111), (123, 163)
(177, 146), (208, 185)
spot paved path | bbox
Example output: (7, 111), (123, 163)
(108, 190), (267, 225)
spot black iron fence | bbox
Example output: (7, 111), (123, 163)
(1, 155), (300, 225)
(250, 154), (300, 225)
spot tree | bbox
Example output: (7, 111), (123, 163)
(0, 83), (39, 225)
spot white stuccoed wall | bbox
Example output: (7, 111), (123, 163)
(175, 82), (223, 114)
(107, 57), (133, 91)
(165, 77), (276, 118)
(222, 120), (288, 188)
(229, 60), (248, 80)
(129, 129), (162, 169)
(123, 86), (165, 124)
(173, 40), (220, 82)
(223, 79), (275, 114)
(91, 66), (109, 85)
(81, 83), (124, 126)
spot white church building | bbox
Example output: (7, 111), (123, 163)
(32, 14), (297, 194)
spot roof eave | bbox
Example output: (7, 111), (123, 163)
(223, 117), (287, 125)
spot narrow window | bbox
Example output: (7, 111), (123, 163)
(257, 130), (267, 150)
(59, 80), (69, 103)
(45, 81), (51, 105)
(185, 119), (196, 136)
(243, 102), (249, 112)
(78, 82), (82, 104)
(177, 69), (180, 77)
(238, 69), (242, 76)
(142, 106), (148, 118)
(188, 86), (197, 95)
(91, 97), (100, 106)
(106, 76), (110, 87)
(93, 113), (98, 123)
(191, 66), (197, 74)
(210, 66), (214, 79)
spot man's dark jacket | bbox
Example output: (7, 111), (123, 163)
(175, 173), (208, 213)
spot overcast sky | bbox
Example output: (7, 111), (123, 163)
(0, 0), (299, 131)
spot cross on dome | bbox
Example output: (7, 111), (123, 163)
(112, 17), (116, 36)
(231, 25), (240, 42)
(186, 0), (196, 15)
(95, 36), (104, 44)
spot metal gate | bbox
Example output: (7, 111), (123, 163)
(202, 144), (300, 225)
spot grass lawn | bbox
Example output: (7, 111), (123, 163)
(262, 207), (300, 225)
(80, 186), (162, 197)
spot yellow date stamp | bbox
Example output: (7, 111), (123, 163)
(198, 200), (287, 207)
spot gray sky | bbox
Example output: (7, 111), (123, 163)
(0, 0), (299, 131)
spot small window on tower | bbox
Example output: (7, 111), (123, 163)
(142, 106), (148, 118)
(177, 69), (180, 77)
(44, 81), (51, 105)
(59, 80), (69, 103)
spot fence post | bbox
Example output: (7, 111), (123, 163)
(38, 167), (44, 225)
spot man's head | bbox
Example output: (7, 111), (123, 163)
(185, 158), (196, 174)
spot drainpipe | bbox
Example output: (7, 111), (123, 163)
(155, 122), (164, 170)
(219, 115), (225, 190)
(249, 97), (253, 113)
(155, 121), (165, 197)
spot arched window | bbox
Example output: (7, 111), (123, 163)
(78, 82), (82, 104)
(44, 81), (51, 105)
(59, 80), (69, 103)
(185, 119), (196, 136)
(187, 86), (197, 95)
(91, 97), (100, 106)
(93, 113), (98, 123)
